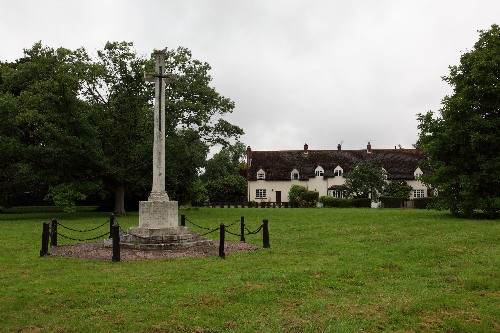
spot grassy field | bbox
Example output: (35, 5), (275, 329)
(0, 207), (498, 333)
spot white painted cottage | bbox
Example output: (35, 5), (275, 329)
(246, 143), (429, 203)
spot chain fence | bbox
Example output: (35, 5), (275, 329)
(182, 214), (270, 257)
(55, 220), (110, 242)
(40, 214), (270, 261)
(39, 214), (117, 257)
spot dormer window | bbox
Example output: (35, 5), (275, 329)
(257, 169), (266, 180)
(291, 169), (300, 180)
(315, 166), (324, 177)
(334, 166), (343, 177)
(381, 167), (388, 180)
(414, 167), (423, 180)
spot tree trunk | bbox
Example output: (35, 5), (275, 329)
(114, 184), (126, 216)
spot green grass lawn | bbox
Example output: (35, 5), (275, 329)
(0, 207), (498, 333)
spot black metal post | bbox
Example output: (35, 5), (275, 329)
(240, 216), (245, 242)
(109, 213), (115, 238)
(40, 222), (50, 257)
(263, 219), (270, 248)
(50, 218), (58, 247)
(219, 223), (225, 259)
(181, 214), (186, 227)
(112, 223), (120, 262)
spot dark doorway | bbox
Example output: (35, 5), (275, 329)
(276, 191), (282, 205)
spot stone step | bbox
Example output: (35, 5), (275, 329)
(120, 238), (213, 250)
(117, 226), (214, 250)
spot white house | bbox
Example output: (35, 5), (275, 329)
(246, 143), (429, 203)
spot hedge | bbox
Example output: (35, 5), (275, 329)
(413, 197), (437, 209)
(352, 198), (371, 208)
(319, 196), (371, 208)
(380, 197), (405, 208)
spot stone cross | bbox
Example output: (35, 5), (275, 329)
(144, 51), (176, 202)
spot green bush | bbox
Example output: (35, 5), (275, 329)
(384, 181), (413, 200)
(333, 198), (354, 208)
(352, 198), (371, 208)
(380, 197), (405, 208)
(247, 201), (257, 208)
(297, 191), (319, 208)
(413, 197), (437, 209)
(318, 197), (370, 208)
(288, 185), (307, 206)
(319, 196), (335, 207)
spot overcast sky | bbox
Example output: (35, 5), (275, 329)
(1, 0), (498, 152)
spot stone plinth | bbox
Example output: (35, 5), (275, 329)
(120, 200), (212, 250)
(139, 200), (178, 229)
(121, 226), (212, 250)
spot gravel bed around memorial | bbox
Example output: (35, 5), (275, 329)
(50, 241), (260, 261)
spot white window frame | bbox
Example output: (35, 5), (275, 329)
(334, 166), (343, 177)
(257, 169), (266, 180)
(256, 189), (267, 199)
(291, 169), (300, 180)
(413, 189), (425, 198)
(328, 189), (346, 198)
(315, 166), (324, 177)
(414, 167), (423, 180)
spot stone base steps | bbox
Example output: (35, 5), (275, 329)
(118, 227), (213, 250)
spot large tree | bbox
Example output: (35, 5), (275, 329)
(416, 24), (500, 218)
(202, 142), (247, 202)
(83, 43), (244, 214)
(344, 163), (387, 201)
(0, 42), (243, 213)
(0, 43), (102, 211)
(165, 129), (209, 205)
(163, 47), (243, 146)
(82, 42), (153, 215)
(384, 181), (413, 200)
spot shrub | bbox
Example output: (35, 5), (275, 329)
(384, 181), (413, 200)
(297, 191), (319, 208)
(319, 197), (370, 208)
(336, 199), (355, 208)
(380, 197), (405, 208)
(413, 197), (437, 209)
(288, 185), (307, 206)
(352, 198), (371, 208)
(319, 196), (335, 207)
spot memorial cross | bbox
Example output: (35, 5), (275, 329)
(144, 51), (176, 201)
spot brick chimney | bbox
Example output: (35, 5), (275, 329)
(245, 146), (252, 201)
(304, 143), (308, 154)
(367, 142), (372, 154)
(246, 146), (252, 170)
(337, 144), (341, 151)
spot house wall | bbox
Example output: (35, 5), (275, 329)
(249, 180), (305, 202)
(407, 179), (428, 198)
(248, 177), (428, 202)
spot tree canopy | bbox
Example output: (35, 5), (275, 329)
(416, 24), (500, 218)
(344, 163), (387, 201)
(384, 181), (413, 200)
(0, 42), (244, 212)
(0, 43), (103, 211)
(202, 142), (247, 203)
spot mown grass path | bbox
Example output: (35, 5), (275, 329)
(1, 207), (499, 332)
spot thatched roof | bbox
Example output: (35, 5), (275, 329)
(247, 147), (426, 181)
